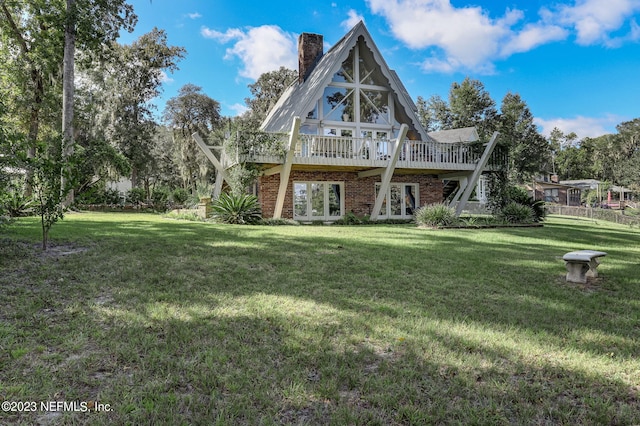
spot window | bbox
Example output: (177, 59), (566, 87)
(360, 90), (389, 124)
(375, 183), (418, 218)
(544, 188), (559, 203)
(304, 38), (398, 139)
(569, 189), (580, 205)
(294, 182), (344, 221)
(322, 87), (355, 122)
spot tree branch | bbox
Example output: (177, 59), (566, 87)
(0, 1), (30, 58)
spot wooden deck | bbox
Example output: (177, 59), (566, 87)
(238, 134), (504, 171)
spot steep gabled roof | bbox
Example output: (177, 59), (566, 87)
(261, 21), (429, 141)
(428, 127), (479, 143)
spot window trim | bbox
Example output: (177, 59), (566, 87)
(293, 181), (345, 221)
(375, 182), (419, 219)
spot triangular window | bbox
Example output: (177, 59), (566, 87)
(309, 36), (402, 139)
(358, 44), (387, 87)
(331, 49), (354, 83)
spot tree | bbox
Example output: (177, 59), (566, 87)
(0, 1), (64, 195)
(0, 100), (24, 218)
(416, 78), (498, 139)
(548, 128), (595, 181)
(448, 77), (498, 140)
(1, 0), (136, 200)
(100, 28), (185, 190)
(147, 126), (182, 190)
(612, 119), (640, 188)
(70, 69), (131, 196)
(244, 66), (296, 127)
(163, 84), (221, 192)
(416, 95), (452, 132)
(61, 0), (76, 205)
(498, 92), (549, 181)
(24, 136), (76, 249)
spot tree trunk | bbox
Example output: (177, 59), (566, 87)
(131, 166), (138, 189)
(61, 0), (76, 206)
(24, 90), (40, 198)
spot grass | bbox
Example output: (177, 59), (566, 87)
(1, 212), (639, 425)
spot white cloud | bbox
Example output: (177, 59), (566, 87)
(342, 9), (365, 30)
(367, 0), (517, 72)
(534, 115), (623, 139)
(187, 12), (202, 20)
(229, 103), (249, 116)
(500, 23), (568, 56)
(159, 71), (174, 84)
(201, 27), (244, 43)
(366, 0), (640, 74)
(201, 25), (297, 80)
(550, 0), (640, 46)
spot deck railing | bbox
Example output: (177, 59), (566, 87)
(241, 133), (506, 169)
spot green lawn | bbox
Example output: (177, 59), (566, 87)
(1, 213), (639, 425)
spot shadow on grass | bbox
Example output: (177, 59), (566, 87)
(1, 213), (639, 424)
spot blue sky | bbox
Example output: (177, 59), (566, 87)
(121, 0), (640, 139)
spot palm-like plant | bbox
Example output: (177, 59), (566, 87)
(211, 192), (262, 224)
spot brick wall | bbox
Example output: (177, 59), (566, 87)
(258, 170), (444, 218)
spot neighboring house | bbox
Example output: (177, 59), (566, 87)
(561, 179), (635, 208)
(195, 22), (502, 221)
(527, 179), (581, 206)
(527, 174), (581, 206)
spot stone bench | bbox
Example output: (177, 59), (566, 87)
(562, 250), (607, 283)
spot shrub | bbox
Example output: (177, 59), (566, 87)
(504, 186), (546, 222)
(333, 211), (367, 225)
(259, 217), (300, 226)
(104, 188), (122, 205)
(415, 203), (457, 227)
(498, 201), (535, 224)
(172, 188), (190, 205)
(163, 211), (202, 221)
(210, 192), (262, 224)
(5, 191), (34, 217)
(76, 187), (103, 204)
(226, 164), (260, 197)
(126, 187), (146, 206)
(487, 180), (546, 222)
(151, 188), (169, 210)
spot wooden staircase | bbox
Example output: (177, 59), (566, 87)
(442, 180), (459, 203)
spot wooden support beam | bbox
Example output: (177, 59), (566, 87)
(192, 132), (228, 198)
(370, 124), (409, 221)
(449, 176), (468, 205)
(358, 168), (385, 178)
(273, 117), (301, 219)
(455, 131), (499, 216)
(263, 165), (283, 176)
(438, 171), (472, 180)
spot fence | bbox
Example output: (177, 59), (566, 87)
(546, 205), (640, 226)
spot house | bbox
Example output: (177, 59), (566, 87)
(561, 179), (635, 208)
(527, 179), (581, 206)
(195, 22), (502, 221)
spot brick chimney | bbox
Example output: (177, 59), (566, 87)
(298, 32), (323, 83)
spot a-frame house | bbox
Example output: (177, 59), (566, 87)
(195, 21), (500, 221)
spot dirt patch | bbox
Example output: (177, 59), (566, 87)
(556, 274), (611, 294)
(36, 242), (90, 259)
(1, 239), (90, 261)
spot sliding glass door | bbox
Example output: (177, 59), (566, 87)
(375, 183), (418, 219)
(294, 182), (344, 221)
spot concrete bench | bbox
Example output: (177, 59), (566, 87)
(562, 250), (607, 283)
